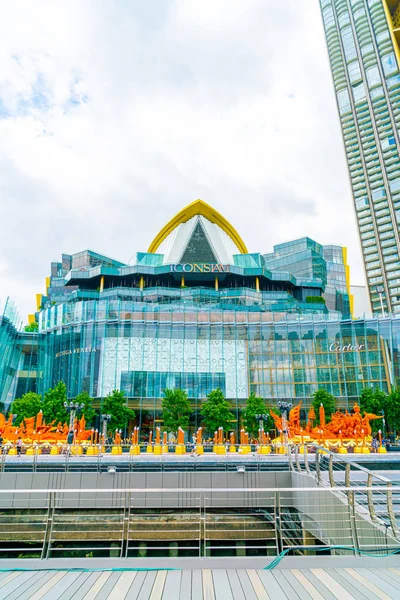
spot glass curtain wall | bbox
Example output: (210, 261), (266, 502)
(0, 314), (23, 407)
(37, 298), (399, 427)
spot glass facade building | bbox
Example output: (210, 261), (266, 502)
(0, 299), (23, 407)
(37, 304), (399, 413)
(2, 199), (397, 431)
(319, 0), (400, 315)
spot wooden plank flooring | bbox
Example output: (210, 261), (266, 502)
(0, 568), (399, 599)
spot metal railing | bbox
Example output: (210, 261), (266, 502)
(0, 444), (295, 473)
(0, 486), (398, 560)
(293, 444), (400, 542)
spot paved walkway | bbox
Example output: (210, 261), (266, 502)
(1, 567), (400, 599)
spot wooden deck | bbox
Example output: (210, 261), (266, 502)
(1, 567), (400, 599)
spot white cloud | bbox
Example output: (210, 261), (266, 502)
(0, 0), (364, 319)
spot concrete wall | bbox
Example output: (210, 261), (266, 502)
(350, 284), (372, 318)
(0, 471), (291, 510)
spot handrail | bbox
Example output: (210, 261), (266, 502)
(300, 443), (400, 538)
(310, 443), (392, 484)
(0, 486), (398, 494)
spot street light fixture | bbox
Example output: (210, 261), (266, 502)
(278, 401), (292, 450)
(255, 413), (269, 434)
(64, 401), (85, 430)
(376, 286), (385, 318)
(101, 414), (112, 441)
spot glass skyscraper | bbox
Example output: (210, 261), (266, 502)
(320, 0), (400, 315)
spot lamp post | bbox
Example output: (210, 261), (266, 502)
(376, 286), (385, 318)
(255, 413), (269, 439)
(278, 401), (292, 450)
(101, 414), (111, 442)
(64, 401), (85, 431)
(381, 409), (386, 440)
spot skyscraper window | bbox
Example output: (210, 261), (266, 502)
(319, 0), (400, 314)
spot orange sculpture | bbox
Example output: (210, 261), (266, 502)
(196, 427), (203, 445)
(307, 406), (316, 431)
(0, 410), (93, 445)
(177, 427), (185, 445)
(217, 427), (224, 445)
(271, 402), (382, 448)
(319, 404), (326, 428)
(131, 427), (139, 445)
(155, 426), (161, 445)
(289, 403), (302, 430)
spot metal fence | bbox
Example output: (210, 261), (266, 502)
(0, 485), (398, 560)
(0, 445), (294, 473)
(292, 444), (400, 542)
(0, 442), (399, 559)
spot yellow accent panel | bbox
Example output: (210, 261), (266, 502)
(383, 1), (400, 69)
(45, 276), (50, 293)
(215, 276), (219, 292)
(381, 336), (392, 393)
(386, 0), (400, 14)
(28, 314), (35, 325)
(100, 275), (104, 292)
(147, 199), (248, 254)
(36, 294), (42, 311)
(342, 247), (354, 318)
(394, 2), (400, 27)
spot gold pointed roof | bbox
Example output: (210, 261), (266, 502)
(147, 199), (248, 254)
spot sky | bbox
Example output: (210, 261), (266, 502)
(0, 0), (365, 321)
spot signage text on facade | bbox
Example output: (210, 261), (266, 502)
(170, 263), (230, 273)
(329, 342), (365, 352)
(56, 347), (97, 359)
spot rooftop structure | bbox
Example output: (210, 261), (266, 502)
(37, 200), (351, 320)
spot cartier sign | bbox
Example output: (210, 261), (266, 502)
(329, 342), (365, 352)
(170, 263), (230, 273)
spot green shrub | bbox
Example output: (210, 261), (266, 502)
(305, 296), (325, 304)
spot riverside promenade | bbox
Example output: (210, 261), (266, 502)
(2, 561), (400, 599)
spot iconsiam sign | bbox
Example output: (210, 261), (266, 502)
(0, 411), (94, 445)
(270, 403), (383, 451)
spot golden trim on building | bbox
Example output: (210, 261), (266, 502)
(147, 199), (248, 254)
(35, 294), (42, 312)
(383, 0), (400, 68)
(342, 247), (354, 318)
